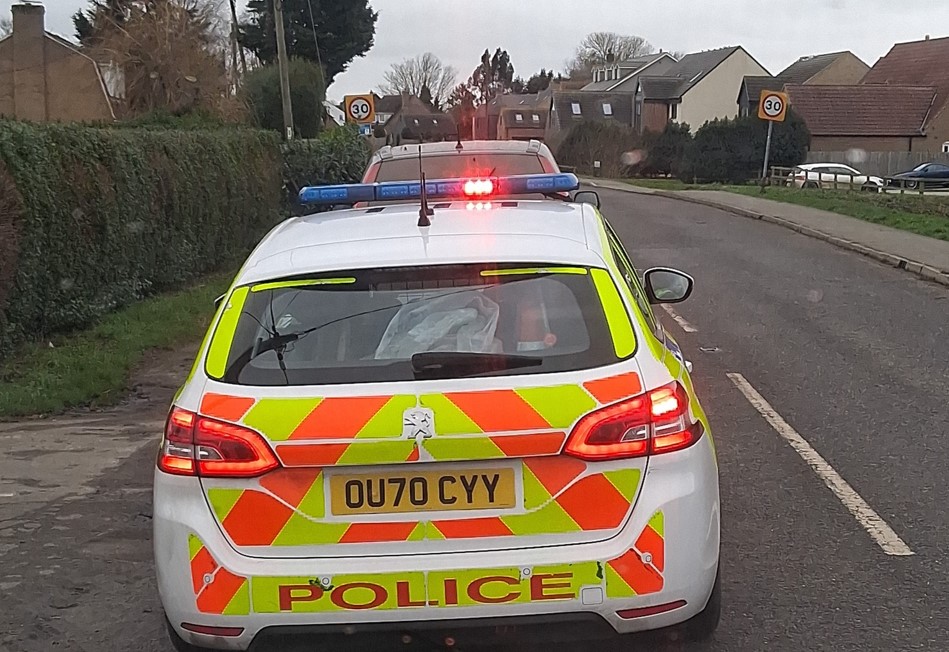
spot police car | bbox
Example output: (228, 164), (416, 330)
(154, 173), (720, 651)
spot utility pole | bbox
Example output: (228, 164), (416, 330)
(273, 0), (294, 140)
(228, 0), (247, 76)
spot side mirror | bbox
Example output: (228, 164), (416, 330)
(573, 190), (601, 209)
(644, 267), (694, 304)
(214, 294), (226, 310)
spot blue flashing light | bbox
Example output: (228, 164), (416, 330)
(298, 173), (580, 205)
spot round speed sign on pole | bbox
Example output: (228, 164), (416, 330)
(344, 95), (375, 124)
(758, 90), (789, 122)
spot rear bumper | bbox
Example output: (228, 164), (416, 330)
(154, 438), (719, 651)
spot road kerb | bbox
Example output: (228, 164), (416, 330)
(588, 181), (949, 288)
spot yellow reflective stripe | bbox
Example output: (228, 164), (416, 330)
(422, 436), (505, 461)
(335, 440), (416, 466)
(420, 394), (484, 435)
(356, 396), (416, 439)
(425, 522), (447, 540)
(272, 514), (349, 546)
(521, 463), (553, 510)
(222, 581), (250, 615)
(603, 468), (642, 504)
(188, 534), (203, 561)
(250, 277), (356, 292)
(649, 510), (664, 538)
(503, 498), (579, 535)
(296, 473), (327, 517)
(252, 574), (424, 613)
(428, 568), (525, 607)
(605, 563), (637, 598)
(480, 267), (588, 277)
(205, 286), (249, 379)
(591, 269), (636, 358)
(407, 522), (427, 541)
(207, 488), (243, 522)
(183, 296), (228, 390)
(515, 385), (597, 429)
(535, 561), (602, 587)
(243, 398), (321, 442)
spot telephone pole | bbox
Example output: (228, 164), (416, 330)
(273, 0), (294, 140)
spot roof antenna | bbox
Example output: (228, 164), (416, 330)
(417, 145), (433, 227)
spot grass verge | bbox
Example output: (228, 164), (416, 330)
(727, 187), (949, 241)
(0, 271), (233, 418)
(622, 178), (713, 191)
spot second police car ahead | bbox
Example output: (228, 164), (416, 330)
(153, 171), (721, 651)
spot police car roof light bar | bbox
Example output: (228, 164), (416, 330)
(298, 173), (581, 206)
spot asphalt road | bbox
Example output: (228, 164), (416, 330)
(1, 187), (947, 651)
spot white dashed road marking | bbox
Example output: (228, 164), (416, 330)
(727, 372), (914, 557)
(660, 304), (698, 333)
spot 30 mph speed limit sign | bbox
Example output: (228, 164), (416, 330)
(758, 90), (789, 122)
(344, 95), (375, 124)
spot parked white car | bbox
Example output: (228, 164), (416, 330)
(787, 163), (884, 191)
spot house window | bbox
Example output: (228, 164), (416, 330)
(515, 113), (524, 122)
(943, 142), (949, 153)
(670, 104), (678, 120)
(571, 103), (582, 116)
(532, 114), (541, 123)
(432, 119), (438, 125)
(602, 103), (613, 116)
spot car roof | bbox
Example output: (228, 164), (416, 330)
(373, 140), (554, 161)
(799, 162), (855, 169)
(236, 201), (607, 286)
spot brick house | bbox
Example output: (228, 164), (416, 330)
(473, 92), (552, 140)
(581, 52), (677, 92)
(545, 91), (633, 144)
(861, 35), (949, 154)
(0, 4), (117, 123)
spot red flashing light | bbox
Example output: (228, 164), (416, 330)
(564, 382), (702, 461)
(158, 407), (279, 478)
(463, 178), (494, 197)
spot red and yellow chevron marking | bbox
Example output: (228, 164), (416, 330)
(605, 511), (665, 598)
(188, 534), (249, 615)
(205, 462), (642, 548)
(198, 373), (643, 468)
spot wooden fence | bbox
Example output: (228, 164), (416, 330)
(805, 151), (949, 177)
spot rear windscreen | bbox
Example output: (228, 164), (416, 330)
(213, 265), (624, 386)
(373, 153), (548, 182)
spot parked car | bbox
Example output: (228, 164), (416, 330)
(787, 163), (884, 191)
(887, 162), (949, 190)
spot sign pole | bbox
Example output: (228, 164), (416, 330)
(761, 120), (774, 191)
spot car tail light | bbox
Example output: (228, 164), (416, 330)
(463, 178), (494, 197)
(158, 407), (279, 478)
(564, 382), (703, 461)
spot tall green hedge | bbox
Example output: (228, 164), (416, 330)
(0, 122), (282, 360)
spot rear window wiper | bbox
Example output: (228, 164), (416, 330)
(411, 352), (542, 379)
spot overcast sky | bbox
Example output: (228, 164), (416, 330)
(27, 0), (949, 101)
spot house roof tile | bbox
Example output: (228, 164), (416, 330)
(861, 36), (949, 125)
(784, 84), (937, 136)
(778, 52), (848, 84)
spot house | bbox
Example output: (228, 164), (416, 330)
(861, 35), (949, 154)
(581, 52), (677, 92)
(546, 91), (633, 142)
(497, 107), (548, 141)
(738, 51), (869, 116)
(473, 92), (551, 140)
(784, 84), (937, 152)
(378, 95), (455, 145)
(635, 46), (769, 133)
(0, 3), (117, 123)
(372, 94), (404, 125)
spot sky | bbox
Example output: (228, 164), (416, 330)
(27, 0), (949, 102)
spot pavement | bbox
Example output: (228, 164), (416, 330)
(1, 188), (948, 650)
(586, 178), (949, 287)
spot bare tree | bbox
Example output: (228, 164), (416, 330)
(0, 15), (11, 38)
(90, 0), (241, 119)
(566, 32), (655, 79)
(378, 52), (457, 110)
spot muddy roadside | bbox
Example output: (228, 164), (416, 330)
(0, 344), (198, 652)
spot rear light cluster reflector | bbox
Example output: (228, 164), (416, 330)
(565, 382), (703, 461)
(158, 407), (279, 478)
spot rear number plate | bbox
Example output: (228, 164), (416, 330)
(329, 468), (516, 516)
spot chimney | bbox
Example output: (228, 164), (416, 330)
(925, 34), (931, 40)
(12, 3), (48, 121)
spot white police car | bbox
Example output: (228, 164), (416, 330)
(154, 173), (720, 650)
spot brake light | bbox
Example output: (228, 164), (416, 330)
(158, 407), (279, 478)
(564, 382), (703, 461)
(463, 178), (494, 197)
